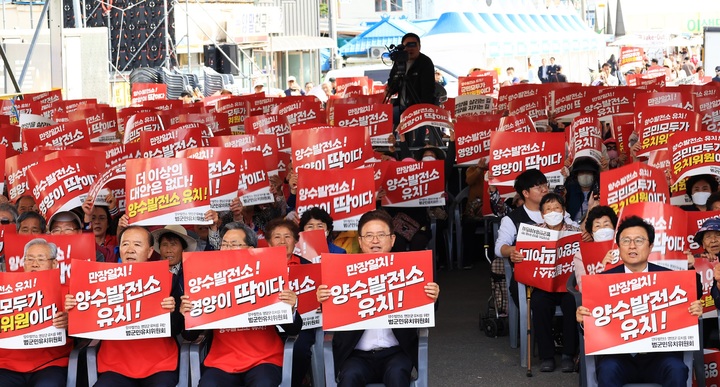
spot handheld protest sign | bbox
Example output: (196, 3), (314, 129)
(599, 162), (669, 214)
(288, 263), (322, 330)
(579, 240), (620, 277)
(178, 147), (242, 211)
(22, 121), (91, 152)
(488, 131), (565, 187)
(582, 270), (699, 356)
(454, 116), (499, 166)
(454, 95), (495, 117)
(275, 100), (324, 128)
(125, 158), (212, 226)
(291, 126), (372, 172)
(130, 83), (167, 106)
(635, 107), (700, 158)
(320, 251), (435, 331)
(139, 126), (203, 158)
(397, 104), (453, 136)
(515, 224), (581, 293)
(244, 114), (291, 153)
(669, 131), (720, 185)
(296, 167), (375, 230)
(334, 103), (393, 147)
(380, 161), (445, 207)
(569, 115), (603, 165)
(182, 247), (293, 330)
(68, 260), (172, 340)
(458, 76), (494, 96)
(293, 229), (329, 263)
(0, 269), (65, 349)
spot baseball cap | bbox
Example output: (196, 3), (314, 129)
(288, 76), (297, 82)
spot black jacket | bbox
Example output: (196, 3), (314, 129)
(387, 52), (436, 107)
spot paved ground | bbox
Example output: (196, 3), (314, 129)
(428, 258), (578, 386)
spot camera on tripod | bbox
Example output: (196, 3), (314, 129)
(387, 44), (408, 63)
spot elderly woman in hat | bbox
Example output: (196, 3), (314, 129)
(152, 225), (198, 298)
(688, 218), (720, 269)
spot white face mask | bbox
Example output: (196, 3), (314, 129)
(577, 174), (594, 188)
(593, 227), (615, 242)
(543, 211), (564, 226)
(692, 191), (712, 206)
(422, 156), (435, 161)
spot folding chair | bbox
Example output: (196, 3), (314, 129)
(323, 329), (429, 387)
(67, 338), (91, 387)
(86, 336), (190, 387)
(188, 331), (296, 387)
(309, 328), (325, 387)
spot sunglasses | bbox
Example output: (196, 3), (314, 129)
(404, 42), (418, 48)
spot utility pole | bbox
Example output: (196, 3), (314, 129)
(328, 0), (338, 70)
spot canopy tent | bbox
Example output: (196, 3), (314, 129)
(338, 16), (429, 57)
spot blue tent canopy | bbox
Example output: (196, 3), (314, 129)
(425, 12), (479, 35)
(338, 15), (427, 56)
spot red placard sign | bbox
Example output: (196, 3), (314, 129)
(397, 104), (453, 135)
(580, 240), (621, 276)
(488, 132), (565, 186)
(69, 260), (172, 340)
(178, 147), (242, 211)
(125, 158), (211, 225)
(569, 115), (603, 164)
(454, 95), (495, 117)
(669, 131), (720, 184)
(139, 126), (203, 158)
(68, 107), (119, 143)
(380, 161), (445, 207)
(320, 251), (435, 331)
(296, 167), (375, 230)
(455, 117), (497, 166)
(236, 150), (274, 207)
(600, 162), (669, 213)
(619, 47), (645, 73)
(123, 113), (165, 144)
(22, 121), (91, 152)
(618, 202), (689, 269)
(292, 126), (371, 172)
(636, 107), (700, 157)
(244, 114), (291, 153)
(334, 103), (393, 147)
(294, 229), (329, 264)
(0, 269), (65, 349)
(288, 263), (322, 329)
(131, 83), (167, 106)
(582, 270), (699, 355)
(182, 247), (292, 330)
(275, 100), (324, 127)
(458, 76), (494, 96)
(515, 224), (581, 293)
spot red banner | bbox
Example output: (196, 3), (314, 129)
(335, 77), (372, 96)
(6, 152), (49, 201)
(458, 76), (494, 96)
(669, 131), (720, 184)
(22, 121), (91, 152)
(636, 106), (700, 157)
(397, 104), (453, 135)
(583, 88), (635, 119)
(0, 269), (65, 349)
(515, 224), (581, 293)
(182, 247), (292, 330)
(275, 100), (324, 127)
(569, 115), (603, 164)
(498, 113), (536, 132)
(552, 86), (588, 121)
(380, 161), (445, 207)
(297, 167), (375, 230)
(507, 92), (548, 129)
(320, 251), (435, 331)
(139, 126), (202, 158)
(635, 91), (695, 112)
(68, 260), (172, 340)
(582, 270), (699, 355)
(334, 103), (393, 147)
(600, 162), (669, 213)
(693, 258), (717, 317)
(236, 150), (274, 207)
(125, 158), (211, 225)
(177, 147), (242, 211)
(131, 83), (167, 106)
(454, 95), (495, 117)
(454, 117), (497, 166)
(288, 263), (322, 329)
(292, 126), (371, 172)
(27, 156), (103, 221)
(5, 234), (95, 288)
(488, 132), (565, 186)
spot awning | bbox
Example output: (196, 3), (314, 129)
(265, 36), (336, 52)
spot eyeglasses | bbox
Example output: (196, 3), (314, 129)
(532, 183), (550, 192)
(404, 42), (418, 48)
(50, 227), (79, 235)
(221, 242), (249, 249)
(0, 218), (11, 225)
(360, 233), (392, 242)
(619, 237), (648, 247)
(24, 257), (54, 264)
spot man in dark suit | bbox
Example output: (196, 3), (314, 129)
(317, 210), (439, 387)
(538, 58), (550, 83)
(576, 215), (703, 387)
(547, 57), (558, 80)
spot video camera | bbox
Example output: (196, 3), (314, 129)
(386, 44), (408, 63)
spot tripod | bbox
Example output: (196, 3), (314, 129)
(388, 65), (445, 148)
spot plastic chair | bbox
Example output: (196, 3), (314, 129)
(86, 336), (190, 387)
(570, 275), (703, 387)
(309, 328), (325, 387)
(188, 331), (296, 387)
(67, 338), (91, 387)
(323, 328), (429, 387)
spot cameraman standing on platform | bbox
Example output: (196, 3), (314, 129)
(386, 33), (437, 147)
